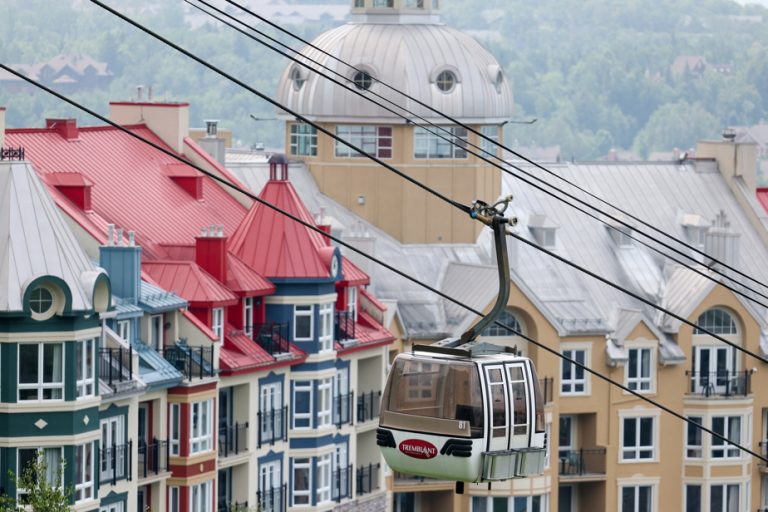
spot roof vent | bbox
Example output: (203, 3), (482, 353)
(162, 163), (203, 200)
(45, 118), (79, 140)
(705, 210), (739, 268)
(528, 213), (557, 249)
(681, 212), (708, 250)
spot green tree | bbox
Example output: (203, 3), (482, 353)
(633, 100), (720, 157)
(0, 453), (73, 512)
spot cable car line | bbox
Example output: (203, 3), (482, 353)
(222, 0), (768, 296)
(3, 62), (760, 465)
(186, 0), (768, 314)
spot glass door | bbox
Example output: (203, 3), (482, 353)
(484, 365), (509, 450)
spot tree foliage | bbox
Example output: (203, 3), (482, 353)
(0, 454), (73, 512)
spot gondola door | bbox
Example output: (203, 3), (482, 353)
(506, 364), (529, 449)
(484, 365), (510, 451)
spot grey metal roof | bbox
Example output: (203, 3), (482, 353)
(139, 281), (188, 313)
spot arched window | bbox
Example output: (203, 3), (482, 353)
(693, 308), (737, 335)
(435, 70), (457, 93)
(482, 309), (523, 337)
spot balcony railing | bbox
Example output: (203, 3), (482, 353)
(539, 377), (554, 405)
(332, 464), (353, 502)
(257, 406), (287, 448)
(219, 422), (249, 458)
(335, 310), (356, 341)
(255, 322), (291, 356)
(685, 370), (751, 397)
(0, 146), (25, 161)
(334, 392), (354, 428)
(100, 441), (131, 485)
(137, 439), (169, 479)
(357, 391), (381, 423)
(100, 347), (134, 386)
(558, 448), (607, 477)
(159, 345), (215, 380)
(356, 463), (380, 496)
(257, 484), (286, 512)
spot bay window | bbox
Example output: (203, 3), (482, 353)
(18, 343), (64, 401)
(76, 338), (96, 398)
(190, 399), (214, 454)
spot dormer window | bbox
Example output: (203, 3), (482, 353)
(607, 224), (633, 247)
(352, 70), (374, 91)
(435, 70), (457, 93)
(29, 287), (54, 315)
(529, 214), (558, 249)
(290, 67), (306, 91)
(373, 0), (393, 6)
(681, 213), (708, 250)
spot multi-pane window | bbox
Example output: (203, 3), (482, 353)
(168, 486), (180, 512)
(622, 417), (654, 461)
(260, 461), (282, 512)
(150, 314), (163, 350)
(317, 453), (332, 504)
(319, 303), (333, 351)
(335, 125), (392, 158)
(17, 448), (62, 502)
(212, 308), (224, 341)
(694, 308), (737, 334)
(559, 415), (574, 460)
(482, 309), (522, 337)
(561, 349), (587, 394)
(685, 416), (703, 459)
(100, 502), (125, 512)
(414, 126), (468, 159)
(373, 0), (393, 6)
(290, 124), (317, 156)
(621, 485), (652, 512)
(317, 377), (333, 427)
(75, 442), (94, 502)
(117, 319), (131, 342)
(191, 480), (212, 512)
(471, 496), (548, 511)
(685, 485), (701, 512)
(710, 484), (740, 512)
(627, 348), (652, 392)
(292, 458), (312, 506)
(711, 415), (741, 459)
(190, 399), (214, 454)
(480, 125), (500, 157)
(294, 305), (313, 341)
(347, 287), (358, 321)
(293, 381), (312, 429)
(76, 338), (95, 398)
(243, 297), (254, 338)
(100, 415), (125, 482)
(18, 343), (64, 401)
(169, 403), (181, 456)
(260, 382), (282, 441)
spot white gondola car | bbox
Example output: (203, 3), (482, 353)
(377, 341), (547, 483)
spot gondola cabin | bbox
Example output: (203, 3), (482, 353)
(377, 342), (546, 483)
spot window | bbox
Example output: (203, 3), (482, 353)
(414, 126), (468, 159)
(17, 447), (62, 502)
(100, 415), (126, 482)
(710, 484), (740, 512)
(292, 458), (312, 506)
(168, 487), (180, 512)
(480, 125), (500, 157)
(559, 415), (574, 460)
(335, 125), (392, 158)
(149, 314), (163, 350)
(18, 343), (64, 401)
(692, 345), (735, 395)
(561, 348), (587, 395)
(317, 453), (332, 504)
(347, 287), (358, 321)
(260, 461), (282, 511)
(294, 305), (313, 341)
(622, 417), (654, 461)
(76, 338), (95, 398)
(471, 495), (548, 511)
(627, 348), (652, 392)
(117, 319), (131, 342)
(711, 415), (741, 459)
(544, 422), (552, 469)
(293, 381), (312, 429)
(190, 399), (214, 454)
(685, 485), (701, 512)
(290, 67), (305, 91)
(290, 123), (317, 156)
(404, 0), (424, 7)
(29, 286), (53, 314)
(100, 502), (125, 512)
(169, 402), (181, 455)
(435, 70), (456, 92)
(686, 416), (703, 459)
(75, 442), (94, 502)
(333, 443), (349, 500)
(354, 0), (364, 6)
(212, 308), (224, 341)
(621, 485), (652, 512)
(319, 303), (333, 351)
(243, 297), (254, 338)
(318, 377), (333, 427)
(191, 480), (212, 512)
(372, 0), (393, 8)
(481, 309), (522, 337)
(260, 382), (283, 441)
(694, 309), (737, 335)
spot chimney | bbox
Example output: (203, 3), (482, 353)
(0, 107), (5, 149)
(196, 224), (227, 283)
(109, 100), (190, 153)
(705, 210), (740, 269)
(99, 225), (142, 304)
(696, 128), (759, 194)
(268, 153), (289, 181)
(46, 118), (79, 140)
(197, 119), (226, 166)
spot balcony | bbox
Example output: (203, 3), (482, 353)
(685, 370), (752, 398)
(335, 310), (356, 343)
(357, 391), (381, 423)
(254, 322), (291, 356)
(257, 406), (287, 448)
(257, 484), (285, 512)
(332, 464), (353, 502)
(100, 441), (131, 486)
(137, 439), (169, 479)
(356, 463), (381, 496)
(159, 344), (215, 380)
(558, 448), (607, 480)
(218, 422), (249, 458)
(334, 392), (354, 428)
(539, 377), (554, 405)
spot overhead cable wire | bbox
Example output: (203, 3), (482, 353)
(224, 0), (768, 296)
(193, 0), (768, 312)
(86, 0), (768, 369)
(3, 61), (759, 464)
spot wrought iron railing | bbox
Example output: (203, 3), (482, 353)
(558, 448), (607, 476)
(257, 406), (287, 447)
(255, 322), (291, 356)
(356, 463), (380, 495)
(100, 441), (131, 485)
(335, 310), (356, 341)
(539, 377), (554, 405)
(257, 484), (286, 512)
(357, 391), (381, 423)
(137, 439), (169, 479)
(0, 146), (25, 161)
(684, 370), (751, 397)
(332, 464), (353, 502)
(334, 391), (354, 427)
(100, 347), (134, 386)
(218, 422), (249, 458)
(159, 345), (215, 380)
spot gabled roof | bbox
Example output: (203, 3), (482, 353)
(340, 257), (370, 286)
(229, 179), (332, 279)
(219, 325), (306, 376)
(0, 161), (106, 313)
(142, 261), (238, 307)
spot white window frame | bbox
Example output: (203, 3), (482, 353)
(317, 453), (332, 504)
(560, 344), (589, 395)
(335, 125), (393, 159)
(685, 416), (704, 459)
(711, 415), (742, 459)
(75, 442), (94, 503)
(347, 287), (358, 321)
(319, 303), (333, 351)
(191, 480), (212, 512)
(479, 125), (500, 157)
(117, 319), (131, 342)
(168, 486), (180, 512)
(317, 377), (333, 427)
(293, 381), (312, 429)
(18, 342), (64, 402)
(190, 399), (214, 454)
(626, 346), (654, 393)
(294, 305), (314, 341)
(620, 484), (654, 512)
(414, 125), (468, 159)
(684, 484), (701, 512)
(17, 447), (63, 501)
(292, 458), (312, 506)
(243, 297), (254, 338)
(100, 502), (125, 512)
(100, 415), (126, 482)
(709, 483), (740, 512)
(169, 402), (181, 456)
(260, 460), (282, 511)
(212, 308), (224, 341)
(149, 314), (164, 350)
(76, 338), (96, 398)
(620, 415), (656, 462)
(289, 123), (317, 157)
(260, 382), (282, 440)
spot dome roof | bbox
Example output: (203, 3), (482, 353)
(276, 22), (513, 123)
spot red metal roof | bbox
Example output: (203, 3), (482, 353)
(219, 326), (306, 376)
(226, 253), (275, 296)
(341, 257), (370, 286)
(142, 261), (238, 306)
(757, 188), (768, 213)
(229, 180), (332, 279)
(336, 310), (395, 355)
